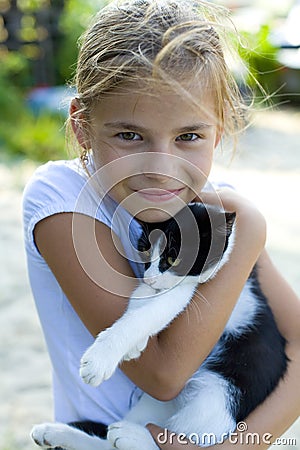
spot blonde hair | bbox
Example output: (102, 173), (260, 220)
(67, 0), (249, 162)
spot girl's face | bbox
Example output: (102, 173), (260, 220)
(79, 85), (221, 222)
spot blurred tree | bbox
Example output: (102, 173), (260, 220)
(0, 0), (109, 162)
(56, 0), (109, 84)
(0, 0), (108, 87)
(0, 0), (65, 85)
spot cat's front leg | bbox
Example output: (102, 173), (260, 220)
(80, 326), (132, 385)
(107, 421), (159, 450)
(31, 422), (110, 450)
(81, 282), (196, 386)
(122, 336), (149, 360)
(121, 283), (157, 360)
(80, 283), (157, 386)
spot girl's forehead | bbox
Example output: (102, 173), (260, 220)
(99, 78), (212, 102)
(92, 82), (218, 124)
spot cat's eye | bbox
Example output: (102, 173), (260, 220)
(142, 250), (151, 257)
(167, 256), (181, 267)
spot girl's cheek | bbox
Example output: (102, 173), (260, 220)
(190, 154), (213, 178)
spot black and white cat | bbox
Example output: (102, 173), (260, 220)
(31, 203), (288, 450)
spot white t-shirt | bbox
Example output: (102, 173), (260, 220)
(23, 158), (144, 424)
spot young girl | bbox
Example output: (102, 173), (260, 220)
(23, 0), (300, 449)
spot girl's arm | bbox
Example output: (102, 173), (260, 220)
(147, 249), (300, 448)
(34, 189), (266, 400)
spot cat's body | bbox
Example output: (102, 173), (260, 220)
(31, 204), (288, 450)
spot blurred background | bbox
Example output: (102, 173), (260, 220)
(0, 0), (300, 160)
(0, 0), (299, 449)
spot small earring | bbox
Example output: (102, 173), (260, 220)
(80, 150), (89, 167)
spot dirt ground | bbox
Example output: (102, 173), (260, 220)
(0, 107), (299, 449)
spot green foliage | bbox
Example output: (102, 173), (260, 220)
(239, 25), (282, 99)
(56, 0), (109, 83)
(0, 52), (28, 120)
(0, 52), (66, 162)
(0, 111), (67, 162)
(0, 1), (111, 161)
(17, 0), (50, 12)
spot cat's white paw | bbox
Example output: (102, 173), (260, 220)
(80, 331), (122, 386)
(107, 421), (159, 450)
(123, 337), (149, 361)
(31, 423), (72, 448)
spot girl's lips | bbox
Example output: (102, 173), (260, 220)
(134, 188), (185, 202)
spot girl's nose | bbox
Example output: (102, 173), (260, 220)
(141, 151), (178, 181)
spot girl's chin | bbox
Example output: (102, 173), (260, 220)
(134, 207), (183, 223)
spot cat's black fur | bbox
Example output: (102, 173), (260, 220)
(139, 203), (236, 277)
(139, 203), (288, 424)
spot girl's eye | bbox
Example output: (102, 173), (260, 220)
(118, 132), (142, 141)
(176, 133), (200, 142)
(167, 256), (181, 267)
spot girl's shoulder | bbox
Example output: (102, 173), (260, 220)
(23, 156), (100, 209)
(22, 158), (101, 255)
(23, 158), (89, 226)
(23, 158), (89, 197)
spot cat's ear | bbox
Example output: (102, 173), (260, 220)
(225, 212), (236, 236)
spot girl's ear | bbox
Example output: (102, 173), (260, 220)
(70, 98), (91, 149)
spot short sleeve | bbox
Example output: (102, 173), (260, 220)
(23, 160), (110, 256)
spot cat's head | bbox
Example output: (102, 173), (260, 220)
(138, 203), (235, 290)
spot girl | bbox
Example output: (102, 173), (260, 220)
(23, 0), (300, 449)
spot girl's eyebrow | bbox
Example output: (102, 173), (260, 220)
(176, 124), (212, 133)
(103, 122), (213, 132)
(104, 122), (146, 132)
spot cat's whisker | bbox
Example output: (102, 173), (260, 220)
(188, 291), (211, 323)
(193, 290), (211, 307)
(188, 298), (203, 323)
